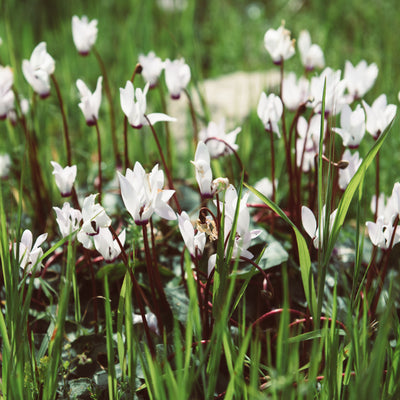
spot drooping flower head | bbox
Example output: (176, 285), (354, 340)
(164, 58), (191, 99)
(332, 104), (366, 148)
(94, 227), (126, 263)
(53, 202), (83, 239)
(76, 76), (102, 126)
(338, 149), (362, 191)
(191, 141), (217, 199)
(72, 15), (98, 55)
(0, 154), (11, 178)
(14, 229), (48, 274)
(264, 22), (295, 65)
(257, 92), (283, 137)
(298, 30), (325, 71)
(138, 51), (164, 88)
(344, 60), (378, 101)
(51, 161), (77, 197)
(77, 194), (111, 249)
(282, 72), (310, 111)
(177, 211), (206, 259)
(118, 162), (176, 226)
(302, 205), (337, 249)
(120, 80), (175, 129)
(309, 67), (346, 116)
(362, 94), (397, 140)
(198, 119), (241, 158)
(0, 66), (15, 119)
(22, 42), (55, 98)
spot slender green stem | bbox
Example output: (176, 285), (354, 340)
(374, 151), (380, 221)
(51, 74), (72, 166)
(92, 47), (120, 166)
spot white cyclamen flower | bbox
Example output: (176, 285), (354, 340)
(0, 66), (15, 119)
(94, 227), (126, 262)
(51, 161), (77, 197)
(298, 30), (325, 71)
(118, 162), (176, 225)
(76, 76), (102, 126)
(53, 202), (83, 239)
(344, 60), (378, 101)
(199, 119), (241, 158)
(366, 216), (400, 250)
(301, 205), (337, 249)
(296, 114), (324, 172)
(257, 92), (283, 137)
(362, 94), (397, 140)
(0, 154), (11, 178)
(332, 104), (366, 148)
(14, 229), (48, 274)
(338, 149), (362, 190)
(191, 141), (216, 199)
(120, 80), (175, 129)
(282, 72), (310, 111)
(72, 15), (98, 55)
(139, 51), (164, 88)
(264, 23), (295, 65)
(22, 42), (55, 98)
(309, 67), (346, 115)
(164, 58), (191, 99)
(178, 211), (206, 259)
(77, 194), (111, 249)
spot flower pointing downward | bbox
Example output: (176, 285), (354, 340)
(51, 161), (77, 197)
(118, 162), (176, 226)
(76, 76), (102, 126)
(94, 227), (126, 263)
(120, 81), (176, 129)
(72, 15), (98, 56)
(301, 205), (337, 249)
(14, 229), (48, 274)
(22, 42), (55, 98)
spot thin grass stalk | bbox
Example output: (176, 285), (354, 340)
(92, 47), (120, 166)
(42, 238), (74, 400)
(104, 274), (118, 399)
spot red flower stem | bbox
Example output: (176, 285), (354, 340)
(94, 121), (103, 203)
(51, 74), (72, 166)
(123, 64), (142, 171)
(142, 223), (164, 335)
(92, 47), (120, 167)
(158, 83), (173, 170)
(144, 114), (182, 213)
(184, 89), (199, 147)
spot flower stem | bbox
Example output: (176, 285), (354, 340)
(374, 151), (380, 221)
(51, 74), (72, 166)
(92, 47), (121, 167)
(158, 83), (173, 170)
(144, 114), (182, 213)
(123, 64), (143, 170)
(94, 121), (102, 203)
(184, 89), (198, 146)
(109, 225), (156, 357)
